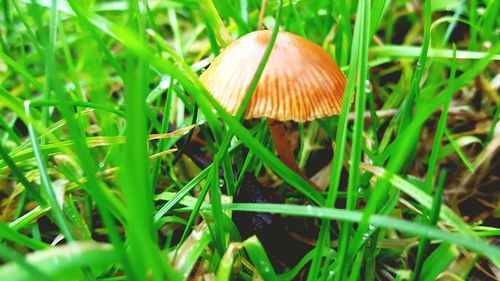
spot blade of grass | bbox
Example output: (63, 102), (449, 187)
(0, 244), (52, 281)
(198, 0), (232, 47)
(332, 0), (352, 66)
(29, 99), (125, 117)
(277, 249), (319, 281)
(481, 0), (499, 42)
(359, 164), (473, 236)
(0, 114), (21, 144)
(10, 0), (45, 57)
(243, 236), (278, 281)
(346, 246), (365, 281)
(58, 19), (83, 102)
(0, 222), (49, 250)
(309, 0), (367, 278)
(213, 0), (250, 34)
(209, 156), (227, 255)
(151, 80), (174, 189)
(397, 0), (432, 172)
(469, 0), (478, 50)
(120, 1), (177, 279)
(437, 136), (481, 160)
(0, 144), (45, 204)
(413, 170), (448, 280)
(168, 9), (183, 55)
(0, 242), (118, 281)
(8, 206), (50, 232)
(218, 203), (500, 265)
(40, 0), (59, 131)
(24, 102), (75, 242)
(334, 0), (370, 278)
(413, 47), (456, 279)
(239, 0), (248, 23)
(216, 242), (242, 281)
(375, 44), (500, 165)
(175, 171), (213, 252)
(420, 243), (459, 281)
(0, 51), (43, 91)
(284, 0), (306, 37)
(173, 223), (212, 280)
(370, 0), (390, 38)
(443, 128), (475, 172)
(370, 46), (500, 60)
(155, 192), (209, 210)
(154, 167), (211, 223)
(65, 0), (126, 81)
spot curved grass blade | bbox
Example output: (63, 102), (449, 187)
(0, 242), (118, 281)
(0, 244), (52, 281)
(243, 236), (278, 281)
(0, 222), (49, 250)
(218, 203), (500, 266)
(172, 223), (212, 280)
(216, 242), (243, 281)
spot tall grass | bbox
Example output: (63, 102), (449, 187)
(1, 0), (499, 280)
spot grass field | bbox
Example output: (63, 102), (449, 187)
(1, 0), (499, 280)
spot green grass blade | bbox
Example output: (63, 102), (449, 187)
(24, 102), (75, 242)
(0, 144), (45, 204)
(360, 165), (474, 236)
(420, 243), (459, 281)
(370, 0), (390, 37)
(154, 167), (211, 223)
(335, 0), (370, 278)
(308, 0), (367, 278)
(151, 81), (174, 189)
(216, 242), (242, 281)
(213, 0), (250, 34)
(0, 244), (52, 281)
(175, 174), (213, 250)
(443, 128), (475, 173)
(120, 1), (177, 279)
(198, 0), (232, 47)
(412, 47), (456, 279)
(396, 0), (431, 163)
(65, 0), (126, 81)
(0, 51), (43, 91)
(0, 242), (118, 281)
(173, 223), (212, 280)
(369, 46), (500, 60)
(0, 222), (49, 250)
(219, 203), (500, 265)
(243, 236), (278, 281)
(209, 157), (227, 255)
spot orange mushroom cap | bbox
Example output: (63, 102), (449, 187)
(200, 30), (347, 122)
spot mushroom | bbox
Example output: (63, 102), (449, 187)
(200, 30), (346, 191)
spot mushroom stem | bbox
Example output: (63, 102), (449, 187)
(267, 119), (321, 191)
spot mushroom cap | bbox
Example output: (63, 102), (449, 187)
(200, 30), (346, 122)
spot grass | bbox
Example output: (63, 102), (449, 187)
(1, 0), (499, 280)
